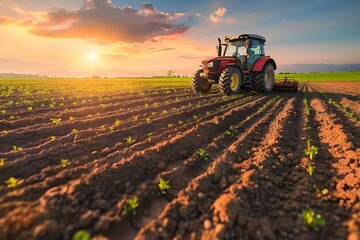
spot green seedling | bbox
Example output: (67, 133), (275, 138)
(27, 106), (33, 111)
(307, 164), (314, 176)
(197, 149), (209, 161)
(72, 129), (78, 142)
(13, 146), (23, 152)
(109, 126), (114, 132)
(61, 158), (71, 167)
(158, 178), (170, 194)
(72, 230), (90, 240)
(49, 136), (57, 141)
(132, 115), (139, 122)
(0, 158), (6, 166)
(146, 117), (151, 123)
(69, 116), (75, 121)
(147, 132), (153, 138)
(50, 118), (61, 125)
(178, 120), (183, 125)
(304, 139), (318, 160)
(226, 125), (237, 137)
(168, 123), (173, 128)
(5, 177), (23, 188)
(193, 114), (198, 120)
(114, 119), (122, 126)
(302, 209), (326, 230)
(126, 136), (136, 145)
(124, 197), (139, 215)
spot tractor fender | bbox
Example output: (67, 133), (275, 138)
(226, 63), (244, 73)
(252, 56), (277, 72)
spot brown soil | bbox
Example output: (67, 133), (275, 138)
(0, 82), (359, 240)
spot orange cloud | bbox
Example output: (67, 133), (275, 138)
(29, 0), (189, 44)
(210, 7), (227, 23)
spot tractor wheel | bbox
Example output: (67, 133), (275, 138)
(253, 62), (275, 93)
(192, 69), (212, 94)
(219, 67), (243, 96)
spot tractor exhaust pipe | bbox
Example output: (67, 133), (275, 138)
(217, 38), (222, 56)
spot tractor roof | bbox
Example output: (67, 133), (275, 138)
(227, 34), (266, 43)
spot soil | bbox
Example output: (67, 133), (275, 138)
(0, 81), (359, 240)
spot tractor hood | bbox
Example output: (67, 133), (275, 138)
(202, 56), (235, 65)
(202, 56), (236, 76)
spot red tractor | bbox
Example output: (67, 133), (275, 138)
(192, 34), (297, 95)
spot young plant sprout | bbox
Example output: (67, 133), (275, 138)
(61, 158), (71, 167)
(132, 115), (139, 122)
(114, 119), (122, 126)
(124, 197), (139, 215)
(50, 118), (61, 125)
(5, 177), (23, 188)
(307, 164), (314, 176)
(72, 129), (78, 142)
(126, 136), (136, 145)
(304, 139), (319, 160)
(226, 125), (237, 137)
(13, 146), (23, 152)
(302, 209), (326, 230)
(72, 230), (91, 240)
(197, 149), (209, 161)
(158, 178), (170, 194)
(0, 158), (6, 166)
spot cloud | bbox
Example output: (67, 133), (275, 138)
(28, 0), (189, 44)
(210, 7), (227, 23)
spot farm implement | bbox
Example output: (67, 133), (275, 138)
(192, 34), (298, 95)
(273, 76), (298, 92)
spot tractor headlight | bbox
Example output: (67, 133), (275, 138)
(207, 62), (214, 68)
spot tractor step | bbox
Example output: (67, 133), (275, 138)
(244, 75), (252, 87)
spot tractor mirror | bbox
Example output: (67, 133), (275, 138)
(245, 39), (252, 48)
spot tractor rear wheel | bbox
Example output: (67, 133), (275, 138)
(219, 67), (243, 96)
(253, 62), (275, 93)
(192, 69), (212, 94)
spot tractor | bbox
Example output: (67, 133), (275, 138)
(192, 34), (297, 95)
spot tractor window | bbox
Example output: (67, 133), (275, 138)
(250, 40), (263, 55)
(224, 41), (247, 56)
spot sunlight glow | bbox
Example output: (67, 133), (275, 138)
(87, 52), (97, 62)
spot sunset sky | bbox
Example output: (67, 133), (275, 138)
(0, 0), (359, 77)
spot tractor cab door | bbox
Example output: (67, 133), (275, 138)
(247, 40), (265, 69)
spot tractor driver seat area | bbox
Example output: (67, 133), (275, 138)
(247, 49), (256, 69)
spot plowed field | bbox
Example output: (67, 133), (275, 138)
(0, 80), (359, 240)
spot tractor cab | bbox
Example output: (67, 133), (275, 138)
(220, 34), (266, 71)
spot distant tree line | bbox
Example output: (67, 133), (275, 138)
(0, 73), (49, 78)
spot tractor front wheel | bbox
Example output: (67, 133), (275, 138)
(192, 69), (212, 94)
(219, 67), (243, 96)
(253, 62), (275, 93)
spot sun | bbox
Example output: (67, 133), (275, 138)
(87, 52), (97, 62)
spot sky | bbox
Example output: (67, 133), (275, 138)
(0, 0), (359, 77)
